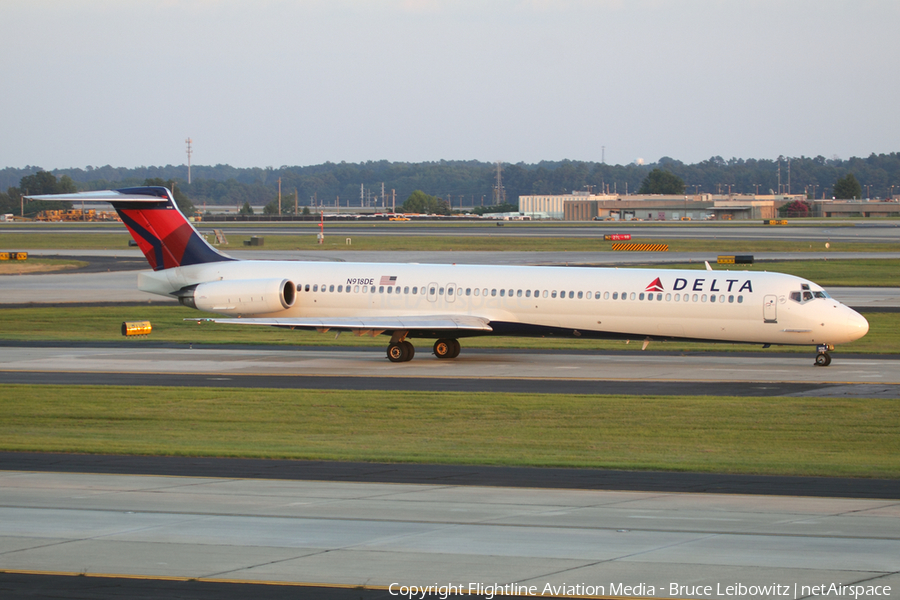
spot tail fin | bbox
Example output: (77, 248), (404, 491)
(26, 186), (233, 271)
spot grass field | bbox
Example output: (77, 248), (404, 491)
(1, 385), (897, 477)
(0, 304), (895, 353)
(3, 230), (898, 253)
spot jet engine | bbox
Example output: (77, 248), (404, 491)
(176, 278), (296, 315)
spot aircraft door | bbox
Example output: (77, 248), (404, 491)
(763, 295), (777, 323)
(446, 282), (456, 303)
(427, 282), (438, 302)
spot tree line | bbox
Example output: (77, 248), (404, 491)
(2, 154), (897, 218)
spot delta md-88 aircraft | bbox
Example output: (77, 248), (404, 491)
(29, 186), (868, 366)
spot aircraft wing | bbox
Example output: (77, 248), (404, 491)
(190, 314), (493, 334)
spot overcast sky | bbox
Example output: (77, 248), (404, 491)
(2, 0), (897, 169)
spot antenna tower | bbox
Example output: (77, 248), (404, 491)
(492, 161), (505, 206)
(185, 138), (193, 184)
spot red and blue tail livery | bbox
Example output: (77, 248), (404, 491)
(111, 187), (232, 270)
(30, 186), (232, 271)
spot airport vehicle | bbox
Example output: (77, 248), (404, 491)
(28, 187), (868, 365)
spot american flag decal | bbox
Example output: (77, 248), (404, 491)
(380, 275), (398, 285)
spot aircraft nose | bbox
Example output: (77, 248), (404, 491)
(845, 308), (869, 341)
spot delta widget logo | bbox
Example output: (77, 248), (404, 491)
(645, 277), (665, 292)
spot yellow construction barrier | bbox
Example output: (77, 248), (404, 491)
(611, 243), (669, 251)
(717, 255), (754, 264)
(0, 252), (27, 260)
(121, 321), (152, 337)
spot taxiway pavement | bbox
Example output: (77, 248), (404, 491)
(1, 471), (898, 598)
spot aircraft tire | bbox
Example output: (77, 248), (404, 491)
(387, 342), (409, 363)
(402, 340), (415, 361)
(815, 352), (832, 367)
(449, 339), (461, 358)
(433, 339), (453, 359)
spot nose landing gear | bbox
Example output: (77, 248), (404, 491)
(814, 344), (834, 367)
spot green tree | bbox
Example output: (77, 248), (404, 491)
(638, 169), (686, 194)
(833, 173), (862, 199)
(8, 171), (77, 217)
(401, 190), (450, 215)
(238, 201), (254, 215)
(144, 178), (196, 216)
(263, 198), (284, 215)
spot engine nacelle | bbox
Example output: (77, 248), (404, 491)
(177, 278), (296, 315)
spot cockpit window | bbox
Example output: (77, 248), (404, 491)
(791, 287), (830, 304)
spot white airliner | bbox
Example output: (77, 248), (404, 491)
(28, 187), (869, 366)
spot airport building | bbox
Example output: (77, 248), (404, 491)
(518, 192), (900, 221)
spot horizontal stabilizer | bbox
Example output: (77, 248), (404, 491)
(24, 190), (169, 203)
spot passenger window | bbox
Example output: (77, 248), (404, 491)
(412, 287), (418, 294)
(466, 288), (471, 296)
(551, 291), (557, 298)
(371, 286), (376, 294)
(728, 295), (734, 303)
(378, 286), (383, 293)
(738, 295), (744, 303)
(629, 292), (636, 300)
(648, 293), (653, 301)
(517, 290), (523, 297)
(666, 293), (671, 301)
(612, 292), (618, 300)
(387, 286), (392, 294)
(526, 290), (531, 298)
(362, 285), (368, 293)
(568, 291), (574, 299)
(639, 293), (645, 300)
(337, 285), (343, 292)
(474, 288), (480, 296)
(313, 284), (318, 292)
(483, 288), (488, 296)
(448, 287), (454, 296)
(354, 285), (360, 293)
(404, 286), (409, 294)
(305, 284), (310, 292)
(491, 289), (497, 296)
(710, 294), (716, 303)
(430, 287), (436, 295)
(508, 289), (513, 297)
(542, 290), (547, 298)
(439, 287), (444, 295)
(585, 291), (591, 299)
(604, 292), (610, 300)
(692, 294), (698, 302)
(702, 294), (708, 302)
(500, 289), (505, 297)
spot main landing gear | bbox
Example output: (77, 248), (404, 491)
(385, 335), (461, 363)
(814, 344), (834, 367)
(387, 340), (415, 363)
(433, 338), (461, 359)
